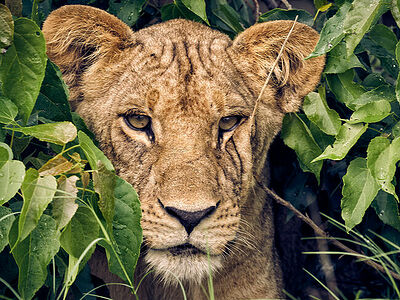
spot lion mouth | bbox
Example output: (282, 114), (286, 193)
(167, 243), (203, 256)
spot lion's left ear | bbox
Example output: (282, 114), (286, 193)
(229, 20), (325, 113)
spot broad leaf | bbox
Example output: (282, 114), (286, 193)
(0, 206), (15, 252)
(34, 61), (72, 122)
(343, 0), (389, 56)
(181, 0), (209, 25)
(60, 206), (99, 259)
(396, 40), (400, 103)
(38, 154), (74, 176)
(9, 214), (60, 300)
(0, 18), (47, 123)
(18, 169), (57, 243)
(324, 42), (365, 74)
(101, 176), (142, 285)
(212, 3), (244, 33)
(0, 4), (13, 49)
(93, 163), (116, 226)
(13, 122), (77, 145)
(0, 160), (25, 205)
(392, 0), (400, 28)
(372, 191), (400, 231)
(281, 113), (323, 183)
(367, 136), (400, 199)
(348, 85), (396, 110)
(348, 100), (392, 124)
(52, 175), (79, 231)
(341, 157), (380, 231)
(108, 0), (146, 27)
(303, 91), (341, 136)
(0, 142), (12, 167)
(0, 96), (18, 124)
(78, 131), (114, 171)
(307, 2), (351, 58)
(313, 123), (367, 162)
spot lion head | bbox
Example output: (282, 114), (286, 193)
(43, 4), (324, 294)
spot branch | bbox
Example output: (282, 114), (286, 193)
(256, 180), (400, 281)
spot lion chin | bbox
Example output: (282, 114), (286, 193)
(145, 245), (223, 285)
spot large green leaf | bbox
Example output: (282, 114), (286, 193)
(303, 91), (341, 136)
(212, 3), (244, 33)
(348, 85), (396, 110)
(258, 9), (313, 26)
(0, 142), (12, 167)
(392, 0), (400, 28)
(396, 40), (400, 103)
(341, 157), (380, 231)
(180, 0), (209, 25)
(78, 131), (114, 171)
(9, 214), (60, 300)
(60, 206), (99, 259)
(367, 136), (400, 199)
(34, 61), (72, 122)
(13, 122), (77, 145)
(348, 100), (392, 124)
(281, 113), (323, 183)
(307, 2), (351, 58)
(0, 96), (18, 124)
(313, 123), (367, 162)
(0, 160), (25, 205)
(93, 163), (116, 227)
(108, 0), (146, 27)
(18, 169), (57, 243)
(343, 0), (389, 56)
(0, 4), (13, 49)
(372, 191), (400, 231)
(0, 18), (47, 123)
(0, 206), (15, 252)
(52, 175), (79, 231)
(324, 42), (365, 74)
(101, 176), (142, 285)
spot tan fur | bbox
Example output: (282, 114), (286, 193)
(42, 6), (324, 299)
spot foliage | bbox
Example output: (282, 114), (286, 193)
(1, 0), (400, 299)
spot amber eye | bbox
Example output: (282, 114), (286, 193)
(124, 114), (151, 130)
(219, 116), (241, 132)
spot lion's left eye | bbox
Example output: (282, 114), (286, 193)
(219, 116), (241, 132)
(124, 114), (151, 130)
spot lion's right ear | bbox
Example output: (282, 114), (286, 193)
(42, 5), (134, 107)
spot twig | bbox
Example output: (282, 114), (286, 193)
(280, 0), (292, 9)
(256, 180), (400, 281)
(248, 0), (260, 22)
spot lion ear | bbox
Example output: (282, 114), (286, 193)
(42, 5), (134, 107)
(230, 21), (325, 113)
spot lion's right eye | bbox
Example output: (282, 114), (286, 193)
(124, 114), (151, 130)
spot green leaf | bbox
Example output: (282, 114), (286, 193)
(341, 157), (380, 231)
(0, 18), (47, 123)
(313, 123), (368, 162)
(258, 9), (313, 26)
(314, 0), (330, 9)
(368, 24), (397, 55)
(0, 206), (15, 252)
(38, 154), (74, 176)
(0, 96), (18, 124)
(396, 40), (400, 103)
(181, 0), (209, 25)
(60, 206), (99, 259)
(78, 131), (114, 171)
(13, 122), (77, 145)
(281, 113), (323, 183)
(392, 121), (400, 138)
(0, 4), (13, 49)
(324, 42), (365, 74)
(34, 61), (72, 122)
(326, 70), (366, 110)
(343, 0), (389, 56)
(349, 85), (396, 110)
(93, 163), (116, 227)
(161, 3), (183, 21)
(348, 100), (391, 124)
(303, 91), (341, 136)
(108, 0), (146, 27)
(367, 136), (400, 199)
(372, 191), (400, 231)
(392, 0), (400, 28)
(9, 214), (60, 300)
(307, 2), (351, 58)
(52, 175), (79, 231)
(0, 160), (25, 205)
(212, 3), (244, 33)
(101, 176), (142, 285)
(0, 142), (12, 168)
(18, 169), (57, 243)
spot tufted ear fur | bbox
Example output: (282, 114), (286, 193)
(42, 5), (135, 108)
(230, 21), (325, 113)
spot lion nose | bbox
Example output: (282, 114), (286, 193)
(164, 205), (217, 235)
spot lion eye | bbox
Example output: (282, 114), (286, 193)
(219, 116), (241, 132)
(124, 114), (151, 130)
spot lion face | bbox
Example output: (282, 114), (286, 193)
(43, 5), (324, 285)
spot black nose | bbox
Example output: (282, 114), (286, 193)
(164, 205), (217, 235)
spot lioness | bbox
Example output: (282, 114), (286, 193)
(43, 5), (324, 299)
